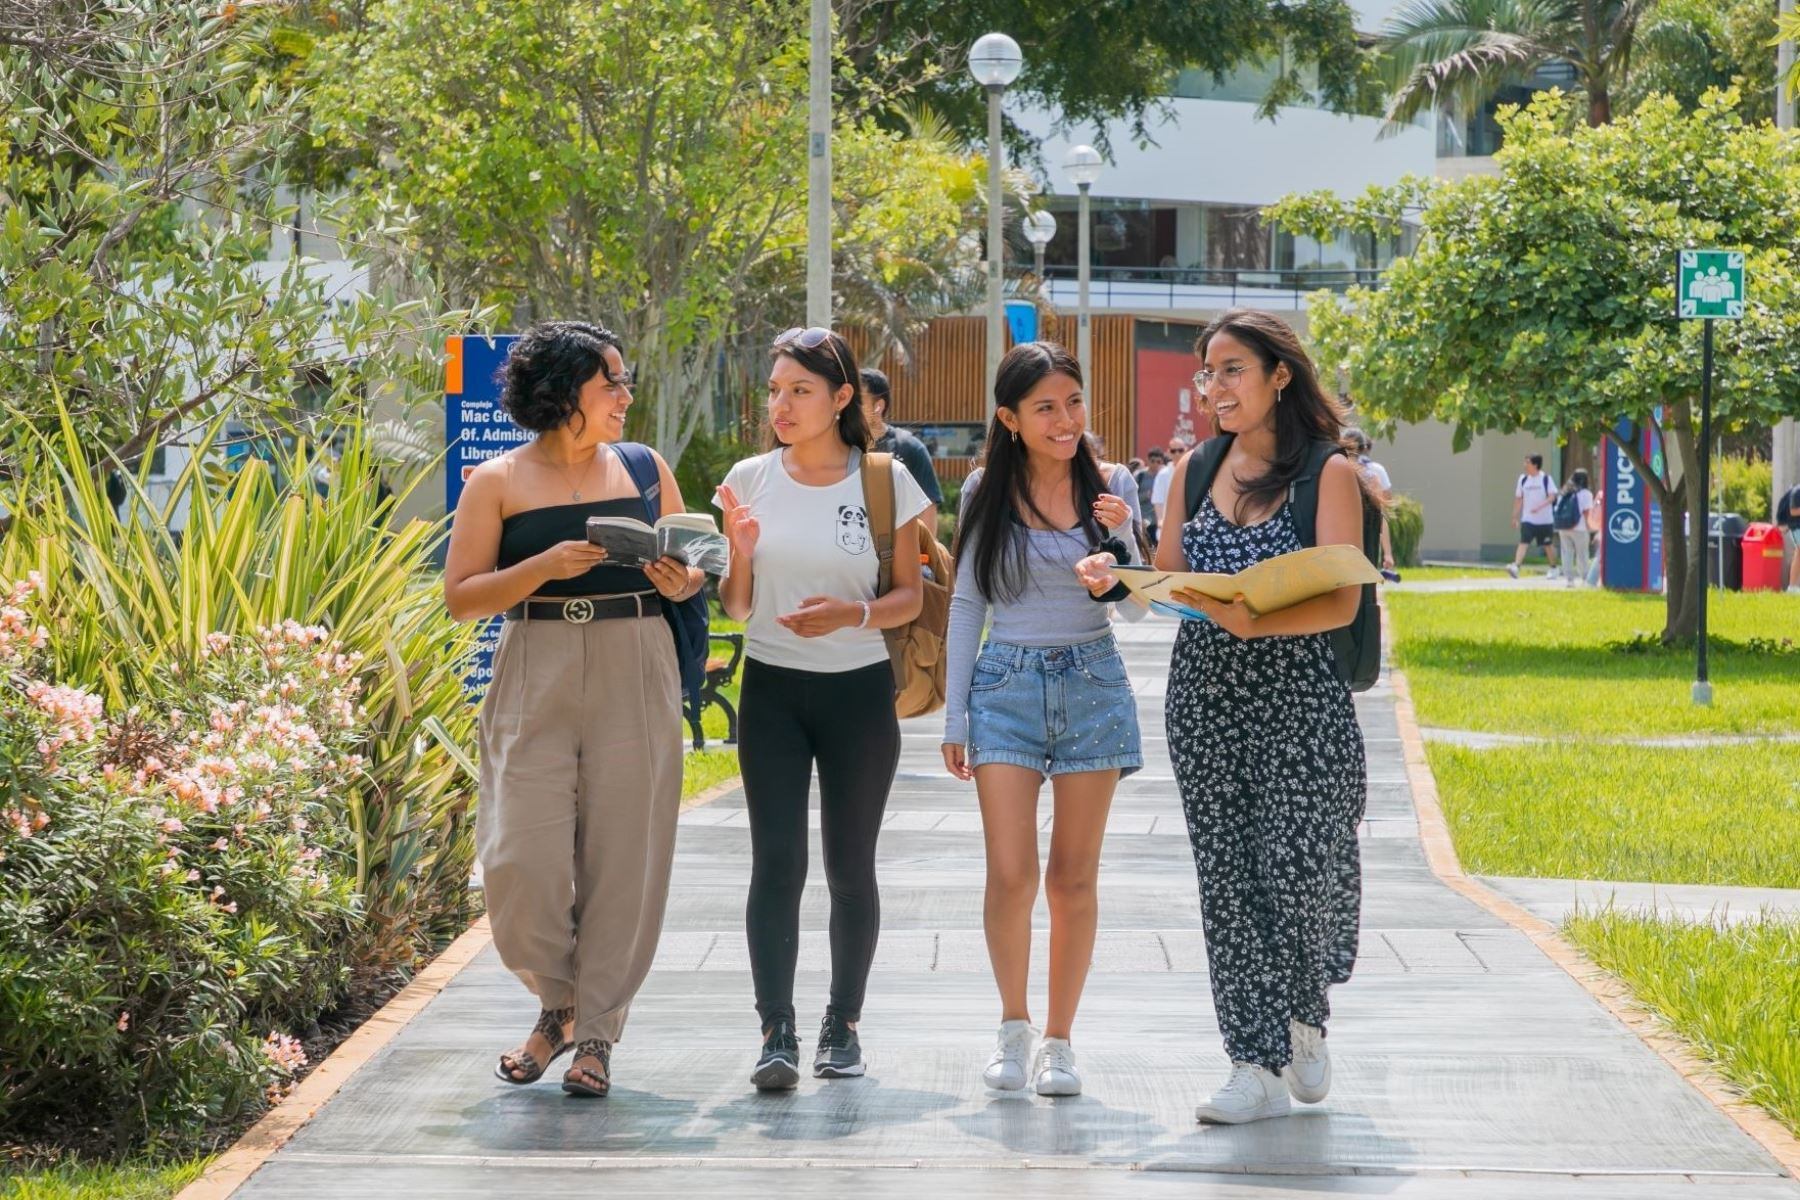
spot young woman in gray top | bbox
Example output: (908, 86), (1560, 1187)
(941, 341), (1146, 1098)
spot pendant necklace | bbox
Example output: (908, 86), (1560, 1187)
(538, 444), (595, 501)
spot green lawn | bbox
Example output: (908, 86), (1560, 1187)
(1395, 564), (1527, 582)
(1565, 912), (1800, 1135)
(681, 604), (744, 802)
(1429, 742), (1800, 887)
(0, 1158), (208, 1200)
(1391, 589), (1800, 737)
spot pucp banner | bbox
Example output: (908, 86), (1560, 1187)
(1601, 416), (1664, 593)
(445, 335), (527, 696)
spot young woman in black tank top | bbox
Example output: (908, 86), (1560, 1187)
(444, 320), (703, 1098)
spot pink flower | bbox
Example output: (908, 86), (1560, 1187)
(117, 1012), (130, 1031)
(263, 1031), (308, 1073)
(212, 837), (229, 851)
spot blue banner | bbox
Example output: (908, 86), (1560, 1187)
(445, 335), (527, 696)
(1601, 417), (1664, 593)
(1004, 299), (1038, 347)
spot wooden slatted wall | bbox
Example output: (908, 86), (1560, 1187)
(841, 313), (1139, 481)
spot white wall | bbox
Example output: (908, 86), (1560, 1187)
(1017, 97), (1436, 207)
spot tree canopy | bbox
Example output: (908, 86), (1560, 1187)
(1270, 91), (1800, 639)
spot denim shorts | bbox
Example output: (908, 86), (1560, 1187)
(966, 635), (1143, 778)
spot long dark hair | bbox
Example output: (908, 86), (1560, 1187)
(953, 341), (1109, 604)
(1562, 468), (1589, 495)
(767, 329), (871, 451)
(1196, 308), (1357, 523)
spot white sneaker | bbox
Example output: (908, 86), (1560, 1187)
(1195, 1061), (1291, 1125)
(982, 1020), (1036, 1091)
(1032, 1037), (1081, 1096)
(1282, 1020), (1330, 1104)
(1506, 563), (1520, 579)
(1547, 566), (1561, 580)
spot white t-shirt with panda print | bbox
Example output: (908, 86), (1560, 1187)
(718, 448), (931, 673)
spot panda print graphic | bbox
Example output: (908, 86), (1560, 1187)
(836, 504), (871, 555)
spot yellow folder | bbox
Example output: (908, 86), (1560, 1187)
(1112, 545), (1381, 619)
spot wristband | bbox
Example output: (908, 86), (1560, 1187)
(855, 600), (871, 628)
(1089, 580), (1131, 603)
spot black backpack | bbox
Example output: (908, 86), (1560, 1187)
(1551, 488), (1582, 530)
(613, 442), (710, 719)
(1778, 484), (1800, 530)
(1183, 434), (1382, 692)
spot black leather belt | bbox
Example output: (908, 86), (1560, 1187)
(503, 594), (658, 623)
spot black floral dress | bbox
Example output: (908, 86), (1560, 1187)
(1165, 493), (1367, 1072)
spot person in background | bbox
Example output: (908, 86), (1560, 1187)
(1552, 469), (1595, 588)
(1776, 482), (1800, 594)
(718, 329), (930, 1091)
(1150, 437), (1189, 539)
(1585, 483), (1604, 587)
(444, 320), (702, 1099)
(941, 341), (1145, 1099)
(1342, 428), (1396, 574)
(1139, 447), (1165, 545)
(1507, 454), (1560, 579)
(861, 367), (943, 526)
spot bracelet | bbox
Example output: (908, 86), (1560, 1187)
(855, 600), (871, 628)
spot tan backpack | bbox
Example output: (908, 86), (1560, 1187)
(861, 451), (954, 718)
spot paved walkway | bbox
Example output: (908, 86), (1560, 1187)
(1480, 876), (1800, 926)
(232, 619), (1799, 1198)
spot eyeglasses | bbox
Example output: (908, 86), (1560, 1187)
(774, 326), (851, 383)
(1194, 364), (1252, 392)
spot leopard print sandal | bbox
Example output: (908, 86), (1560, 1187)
(494, 1007), (574, 1085)
(561, 1039), (612, 1098)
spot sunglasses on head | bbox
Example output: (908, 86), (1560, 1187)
(774, 326), (851, 383)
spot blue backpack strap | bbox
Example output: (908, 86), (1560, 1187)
(611, 442), (663, 522)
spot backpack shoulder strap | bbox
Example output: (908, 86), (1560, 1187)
(863, 451), (897, 597)
(1183, 434), (1234, 523)
(612, 442), (662, 524)
(1289, 439), (1343, 549)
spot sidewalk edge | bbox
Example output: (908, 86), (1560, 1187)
(173, 916), (494, 1200)
(1389, 668), (1800, 1182)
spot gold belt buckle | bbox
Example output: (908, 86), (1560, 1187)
(563, 598), (596, 624)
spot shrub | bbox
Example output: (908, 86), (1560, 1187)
(1, 416), (480, 976)
(1388, 493), (1424, 567)
(672, 426), (760, 511)
(0, 578), (364, 1149)
(1717, 455), (1774, 524)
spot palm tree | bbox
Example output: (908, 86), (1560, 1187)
(1378, 0), (1659, 131)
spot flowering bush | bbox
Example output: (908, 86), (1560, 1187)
(0, 577), (365, 1148)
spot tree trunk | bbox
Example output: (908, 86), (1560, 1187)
(1587, 88), (1611, 127)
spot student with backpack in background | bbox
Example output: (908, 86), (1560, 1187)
(1778, 483), (1800, 594)
(1145, 309), (1374, 1127)
(715, 327), (931, 1091)
(1508, 455), (1560, 579)
(1552, 469), (1594, 588)
(940, 341), (1145, 1099)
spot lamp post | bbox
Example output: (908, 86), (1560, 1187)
(1063, 144), (1103, 390)
(968, 32), (1023, 404)
(1023, 210), (1056, 282)
(805, 0), (831, 327)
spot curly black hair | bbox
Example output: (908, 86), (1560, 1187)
(498, 320), (626, 434)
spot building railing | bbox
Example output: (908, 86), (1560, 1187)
(1039, 264), (1386, 311)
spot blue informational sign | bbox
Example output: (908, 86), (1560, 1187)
(1601, 417), (1665, 593)
(445, 335), (528, 696)
(1004, 299), (1038, 347)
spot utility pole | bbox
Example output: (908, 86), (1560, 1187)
(1774, 0), (1798, 527)
(805, 0), (831, 328)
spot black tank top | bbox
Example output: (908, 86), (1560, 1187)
(498, 497), (656, 598)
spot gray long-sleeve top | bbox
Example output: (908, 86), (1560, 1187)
(942, 463), (1145, 746)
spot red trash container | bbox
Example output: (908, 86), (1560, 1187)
(1740, 523), (1785, 591)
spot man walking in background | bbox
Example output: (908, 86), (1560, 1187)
(1151, 437), (1188, 541)
(1508, 453), (1560, 579)
(1139, 447), (1165, 544)
(861, 367), (943, 525)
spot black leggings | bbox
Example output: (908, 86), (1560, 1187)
(739, 658), (899, 1028)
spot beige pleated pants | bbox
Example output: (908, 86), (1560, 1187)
(477, 605), (683, 1044)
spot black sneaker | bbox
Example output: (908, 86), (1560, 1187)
(813, 1013), (864, 1078)
(751, 1020), (801, 1091)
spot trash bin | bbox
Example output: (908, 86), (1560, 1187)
(1707, 513), (1747, 590)
(1741, 523), (1786, 591)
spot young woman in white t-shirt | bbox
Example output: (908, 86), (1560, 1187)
(715, 327), (929, 1093)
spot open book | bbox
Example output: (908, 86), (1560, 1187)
(1112, 545), (1381, 619)
(585, 512), (731, 577)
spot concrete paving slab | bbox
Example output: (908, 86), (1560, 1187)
(1479, 876), (1800, 927)
(230, 617), (1800, 1199)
